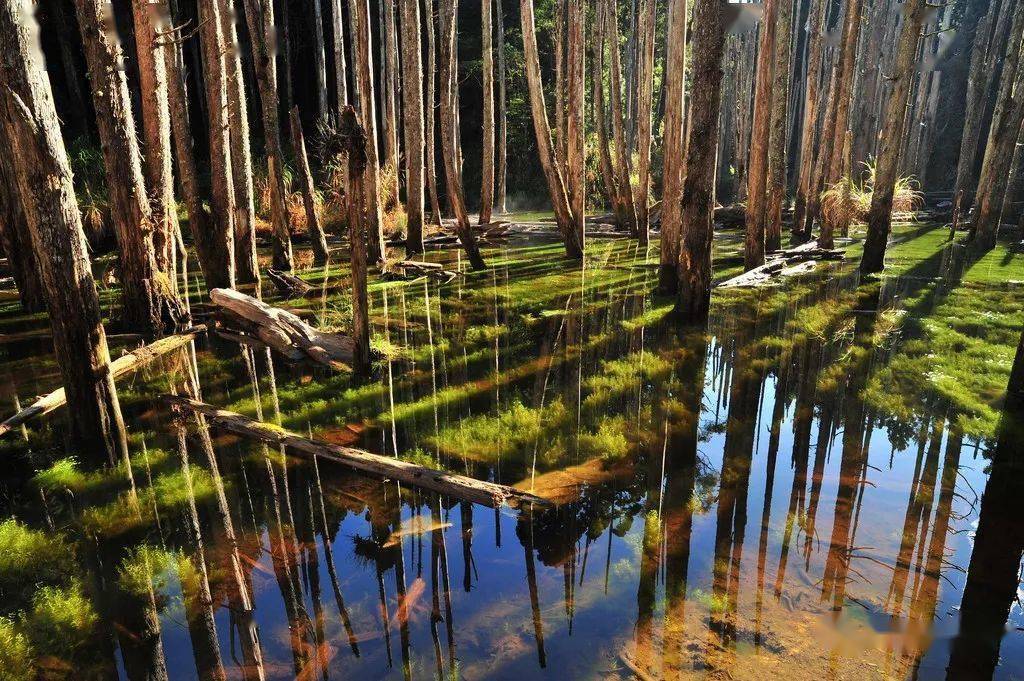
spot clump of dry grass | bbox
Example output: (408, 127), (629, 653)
(821, 159), (923, 226)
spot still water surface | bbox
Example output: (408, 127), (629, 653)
(1, 237), (1021, 680)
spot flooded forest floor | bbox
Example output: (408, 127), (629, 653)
(1, 218), (1023, 680)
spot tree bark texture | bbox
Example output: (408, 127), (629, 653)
(764, 0), (795, 252)
(633, 0), (656, 243)
(495, 0), (508, 214)
(289, 107), (331, 265)
(400, 0), (426, 251)
(744, 0), (777, 270)
(479, 0), (496, 225)
(604, 0), (638, 235)
(658, 0), (688, 291)
(565, 0), (585, 252)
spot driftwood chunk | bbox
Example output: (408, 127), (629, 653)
(210, 288), (354, 369)
(266, 268), (312, 297)
(718, 240), (845, 288)
(163, 395), (552, 509)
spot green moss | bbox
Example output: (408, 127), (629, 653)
(0, 520), (74, 609)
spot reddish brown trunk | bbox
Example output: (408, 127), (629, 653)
(658, 0), (687, 291)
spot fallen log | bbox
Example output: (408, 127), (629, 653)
(718, 240), (844, 288)
(163, 395), (552, 509)
(0, 325), (207, 437)
(210, 288), (355, 370)
(266, 268), (312, 297)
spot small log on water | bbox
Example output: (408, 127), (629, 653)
(163, 395), (551, 509)
(266, 268), (312, 297)
(210, 288), (355, 370)
(717, 240), (844, 288)
(0, 325), (207, 437)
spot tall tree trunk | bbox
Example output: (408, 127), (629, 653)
(1001, 127), (1024, 224)
(383, 0), (402, 204)
(860, 0), (927, 274)
(604, 0), (638, 235)
(520, 0), (582, 258)
(244, 0), (296, 270)
(47, 0), (93, 140)
(658, 0), (687, 291)
(439, 0), (487, 267)
(312, 0), (330, 120)
(593, 0), (621, 220)
(290, 107), (331, 265)
(400, 0), (425, 251)
(677, 0), (725, 322)
(131, 0), (177, 279)
(633, 0), (655, 242)
(971, 9), (1024, 249)
(198, 0), (239, 289)
(764, 0), (795, 252)
(348, 0), (388, 262)
(424, 0), (443, 225)
(0, 144), (45, 313)
(0, 0), (130, 461)
(341, 107), (372, 372)
(744, 0), (778, 270)
(954, 0), (1009, 210)
(333, 0), (350, 110)
(495, 0), (508, 214)
(74, 0), (187, 334)
(479, 0), (495, 225)
(277, 0), (293, 111)
(565, 0), (585, 252)
(221, 0), (260, 287)
(554, 0), (567, 170)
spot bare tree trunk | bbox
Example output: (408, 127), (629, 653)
(75, 0), (187, 333)
(792, 0), (825, 238)
(0, 145), (45, 313)
(198, 0), (239, 289)
(479, 0), (495, 225)
(349, 0), (388, 262)
(244, 0), (296, 271)
(221, 0), (260, 287)
(340, 107), (372, 373)
(312, 0), (330, 120)
(383, 0), (402, 204)
(0, 0), (130, 461)
(955, 0), (1009, 209)
(605, 0), (638, 234)
(1001, 128), (1024, 225)
(861, 0), (926, 274)
(677, 0), (725, 322)
(495, 0), (508, 214)
(658, 0), (687, 291)
(400, 0), (426, 251)
(520, 0), (583, 258)
(289, 107), (331, 264)
(744, 0), (777, 270)
(565, 0), (585, 251)
(593, 0), (621, 219)
(554, 0), (567, 170)
(278, 0), (293, 111)
(971, 9), (1024, 249)
(333, 0), (350, 110)
(131, 0), (177, 279)
(424, 0), (443, 225)
(633, 0), (655, 243)
(440, 0), (487, 267)
(764, 0), (795, 252)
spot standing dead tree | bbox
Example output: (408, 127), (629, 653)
(744, 0), (778, 270)
(400, 0), (426, 251)
(339, 106), (372, 373)
(658, 0), (687, 291)
(480, 0), (496, 226)
(75, 0), (187, 334)
(0, 0), (130, 461)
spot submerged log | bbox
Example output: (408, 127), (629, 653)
(717, 240), (844, 288)
(266, 268), (312, 297)
(163, 395), (552, 509)
(0, 325), (206, 437)
(209, 288), (354, 369)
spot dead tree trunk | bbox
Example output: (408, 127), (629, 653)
(0, 0), (130, 460)
(289, 107), (331, 265)
(520, 0), (582, 258)
(971, 9), (1024, 249)
(339, 106), (371, 373)
(495, 0), (508, 214)
(383, 0), (402, 205)
(479, 0), (496, 225)
(333, 0), (349, 110)
(792, 0), (826, 240)
(439, 0), (487, 267)
(243, 0), (295, 271)
(131, 0), (177, 279)
(764, 0), (795, 252)
(593, 0), (621, 221)
(74, 0), (187, 334)
(312, 0), (330, 120)
(424, 0), (443, 225)
(0, 136), (45, 313)
(861, 0), (926, 274)
(348, 0), (388, 262)
(658, 0), (687, 292)
(605, 0), (638, 235)
(554, 0), (567, 170)
(565, 0), (586, 252)
(198, 0), (238, 289)
(677, 0), (725, 322)
(220, 0), (260, 288)
(633, 0), (655, 243)
(744, 0), (778, 270)
(400, 0), (426, 251)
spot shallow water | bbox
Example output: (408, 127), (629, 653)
(1, 235), (1023, 680)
